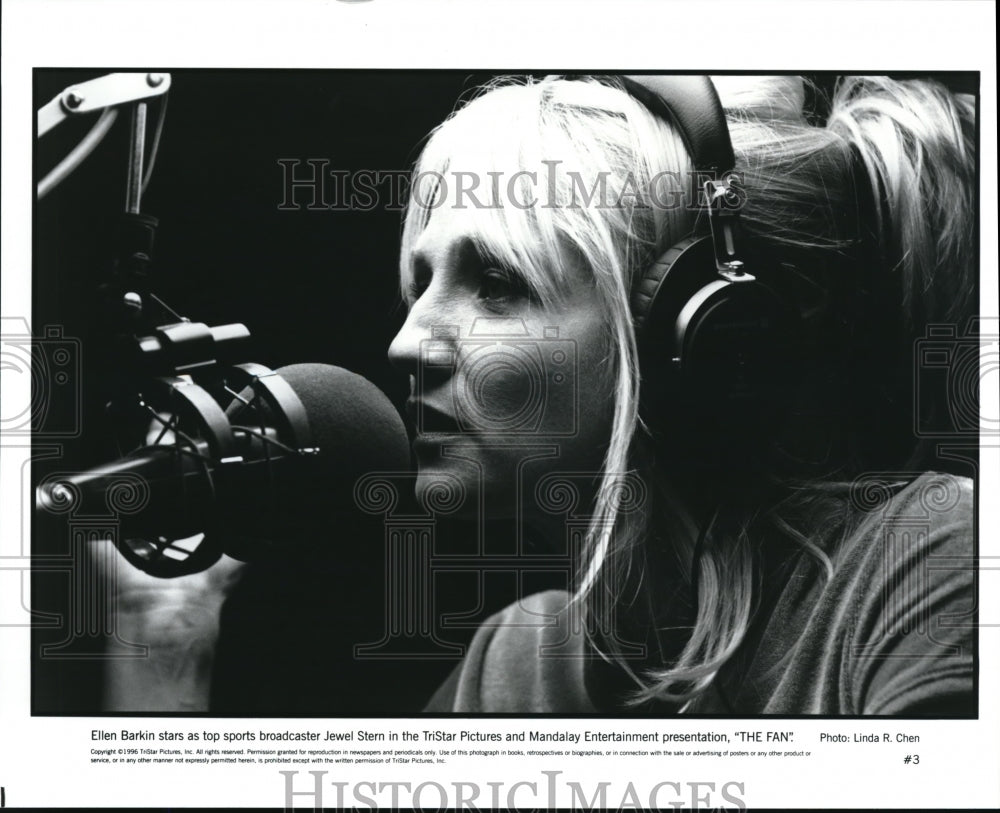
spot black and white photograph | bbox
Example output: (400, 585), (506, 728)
(2, 1), (997, 810)
(29, 67), (982, 719)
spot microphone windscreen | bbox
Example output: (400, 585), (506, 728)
(274, 363), (411, 477)
(220, 362), (412, 559)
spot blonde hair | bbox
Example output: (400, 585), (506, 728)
(400, 75), (977, 707)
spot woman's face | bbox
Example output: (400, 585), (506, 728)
(388, 203), (616, 520)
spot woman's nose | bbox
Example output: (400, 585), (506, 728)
(388, 289), (446, 374)
(387, 308), (420, 374)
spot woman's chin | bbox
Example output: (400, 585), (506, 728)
(413, 461), (530, 523)
(412, 462), (479, 519)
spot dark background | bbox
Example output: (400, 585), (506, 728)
(31, 70), (979, 716)
(32, 70), (500, 715)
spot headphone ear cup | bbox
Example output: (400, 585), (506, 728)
(631, 235), (711, 335)
(677, 277), (798, 403)
(633, 235), (800, 431)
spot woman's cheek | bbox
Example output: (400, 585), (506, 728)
(450, 343), (548, 434)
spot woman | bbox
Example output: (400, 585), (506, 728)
(106, 74), (977, 715)
(389, 74), (977, 714)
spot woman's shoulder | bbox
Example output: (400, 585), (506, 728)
(815, 470), (975, 714)
(840, 470), (974, 560)
(425, 590), (597, 713)
(705, 471), (976, 715)
(856, 470), (973, 514)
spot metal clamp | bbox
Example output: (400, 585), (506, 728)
(38, 72), (171, 136)
(704, 178), (754, 282)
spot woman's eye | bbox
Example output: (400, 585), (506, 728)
(477, 268), (524, 302)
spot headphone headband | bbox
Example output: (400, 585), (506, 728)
(621, 75), (734, 174)
(621, 74), (800, 422)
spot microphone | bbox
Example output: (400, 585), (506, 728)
(35, 363), (411, 577)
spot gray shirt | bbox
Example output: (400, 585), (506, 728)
(427, 473), (975, 715)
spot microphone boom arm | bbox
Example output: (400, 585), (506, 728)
(38, 72), (171, 137)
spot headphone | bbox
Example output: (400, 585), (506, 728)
(620, 75), (801, 414)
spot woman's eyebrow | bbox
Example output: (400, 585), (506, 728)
(469, 240), (521, 275)
(410, 229), (464, 265)
(411, 234), (496, 278)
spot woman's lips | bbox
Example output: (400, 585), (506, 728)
(406, 399), (466, 436)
